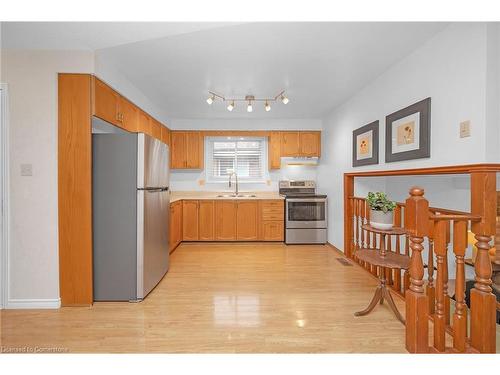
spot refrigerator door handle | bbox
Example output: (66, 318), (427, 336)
(139, 187), (169, 192)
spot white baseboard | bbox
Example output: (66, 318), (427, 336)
(6, 298), (61, 309)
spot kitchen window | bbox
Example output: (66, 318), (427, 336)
(205, 136), (268, 183)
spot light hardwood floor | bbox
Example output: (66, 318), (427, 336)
(1, 243), (409, 353)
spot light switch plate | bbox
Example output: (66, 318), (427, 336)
(460, 120), (471, 138)
(20, 163), (33, 176)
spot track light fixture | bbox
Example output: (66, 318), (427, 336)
(206, 94), (215, 105)
(246, 95), (254, 112)
(206, 90), (288, 113)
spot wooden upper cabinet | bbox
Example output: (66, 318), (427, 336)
(281, 132), (300, 156)
(236, 201), (259, 240)
(198, 200), (215, 241)
(268, 131), (281, 169)
(93, 77), (120, 125)
(171, 131), (204, 169)
(151, 118), (162, 141)
(138, 110), (151, 135)
(300, 131), (321, 157)
(161, 126), (171, 147)
(215, 200), (237, 240)
(171, 131), (187, 169)
(182, 200), (199, 241)
(279, 131), (321, 158)
(186, 132), (203, 169)
(119, 97), (138, 132)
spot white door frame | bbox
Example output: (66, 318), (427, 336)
(0, 83), (9, 309)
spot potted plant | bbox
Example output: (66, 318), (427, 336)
(367, 192), (396, 230)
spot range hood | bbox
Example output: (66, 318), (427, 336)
(281, 157), (319, 166)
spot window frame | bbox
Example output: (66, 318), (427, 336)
(204, 136), (269, 184)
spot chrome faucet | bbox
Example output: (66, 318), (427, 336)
(228, 171), (239, 196)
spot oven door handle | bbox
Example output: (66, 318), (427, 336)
(286, 198), (327, 203)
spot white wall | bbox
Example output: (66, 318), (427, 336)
(95, 52), (170, 125)
(170, 118), (322, 131)
(1, 50), (95, 307)
(169, 118), (322, 192)
(318, 23), (498, 251)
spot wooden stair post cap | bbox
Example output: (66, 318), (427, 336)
(409, 186), (424, 196)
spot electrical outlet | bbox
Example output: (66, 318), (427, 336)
(20, 163), (33, 176)
(460, 120), (471, 138)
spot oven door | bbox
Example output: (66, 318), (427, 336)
(286, 198), (327, 229)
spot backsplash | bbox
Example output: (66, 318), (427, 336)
(170, 163), (318, 191)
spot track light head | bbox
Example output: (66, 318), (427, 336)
(247, 102), (253, 112)
(281, 94), (289, 105)
(206, 94), (215, 105)
(227, 101), (235, 112)
(265, 101), (271, 112)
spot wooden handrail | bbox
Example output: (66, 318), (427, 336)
(351, 196), (475, 217)
(429, 214), (482, 222)
(344, 163), (500, 177)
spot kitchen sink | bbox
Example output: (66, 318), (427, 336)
(216, 194), (257, 198)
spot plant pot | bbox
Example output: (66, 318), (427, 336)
(370, 209), (394, 230)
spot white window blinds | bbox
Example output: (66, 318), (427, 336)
(206, 137), (267, 182)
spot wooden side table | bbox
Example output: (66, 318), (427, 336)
(354, 224), (410, 324)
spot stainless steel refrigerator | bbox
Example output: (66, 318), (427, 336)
(92, 130), (170, 301)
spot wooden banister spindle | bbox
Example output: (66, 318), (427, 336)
(393, 205), (402, 293)
(452, 220), (468, 353)
(363, 200), (368, 248)
(349, 198), (356, 259)
(404, 187), (429, 353)
(470, 172), (496, 353)
(403, 234), (410, 295)
(426, 220), (435, 315)
(433, 220), (448, 352)
(444, 220), (451, 327)
(358, 199), (365, 253)
(354, 199), (360, 260)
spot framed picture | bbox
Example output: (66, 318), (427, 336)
(352, 120), (379, 167)
(385, 97), (431, 162)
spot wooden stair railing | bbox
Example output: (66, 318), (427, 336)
(346, 184), (497, 353)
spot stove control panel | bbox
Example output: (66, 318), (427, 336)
(279, 180), (316, 189)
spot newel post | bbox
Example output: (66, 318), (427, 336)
(404, 187), (430, 353)
(344, 174), (355, 258)
(470, 172), (496, 353)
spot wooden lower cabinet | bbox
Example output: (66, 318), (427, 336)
(236, 201), (259, 240)
(198, 200), (215, 241)
(169, 201), (183, 252)
(261, 221), (284, 241)
(170, 199), (284, 246)
(259, 200), (285, 241)
(182, 200), (199, 240)
(215, 200), (237, 240)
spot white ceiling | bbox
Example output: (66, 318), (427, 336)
(1, 22), (238, 50)
(2, 22), (449, 119)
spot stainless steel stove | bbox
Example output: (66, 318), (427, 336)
(279, 180), (327, 244)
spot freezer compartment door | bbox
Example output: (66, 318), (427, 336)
(137, 188), (170, 299)
(137, 133), (170, 189)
